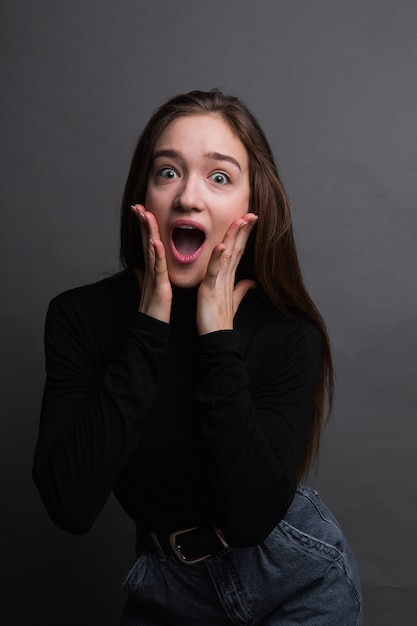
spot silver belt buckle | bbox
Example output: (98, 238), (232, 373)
(169, 526), (228, 565)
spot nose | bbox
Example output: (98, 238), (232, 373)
(174, 173), (205, 212)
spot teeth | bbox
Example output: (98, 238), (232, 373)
(177, 225), (196, 230)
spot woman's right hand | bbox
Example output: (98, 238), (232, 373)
(131, 204), (172, 324)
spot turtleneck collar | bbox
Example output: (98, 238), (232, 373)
(170, 285), (199, 332)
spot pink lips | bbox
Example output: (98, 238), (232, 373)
(169, 219), (206, 264)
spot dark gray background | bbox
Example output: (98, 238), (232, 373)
(1, 1), (416, 624)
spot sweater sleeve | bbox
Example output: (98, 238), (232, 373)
(196, 322), (322, 548)
(32, 294), (169, 534)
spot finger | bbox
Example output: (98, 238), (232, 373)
(151, 238), (169, 278)
(234, 213), (258, 246)
(131, 203), (145, 215)
(223, 213), (257, 240)
(131, 204), (152, 261)
(131, 205), (163, 249)
(131, 203), (146, 224)
(220, 219), (253, 276)
(143, 211), (162, 242)
(222, 217), (246, 246)
(232, 219), (256, 265)
(202, 244), (226, 289)
(242, 212), (258, 225)
(222, 214), (258, 256)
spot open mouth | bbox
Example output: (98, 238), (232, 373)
(172, 224), (206, 256)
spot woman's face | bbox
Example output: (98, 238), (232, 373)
(145, 114), (250, 288)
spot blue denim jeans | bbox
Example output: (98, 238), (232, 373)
(121, 485), (362, 625)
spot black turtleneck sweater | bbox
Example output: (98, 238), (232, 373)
(32, 270), (322, 548)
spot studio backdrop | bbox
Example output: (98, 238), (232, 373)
(1, 1), (416, 624)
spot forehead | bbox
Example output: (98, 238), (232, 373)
(154, 114), (248, 161)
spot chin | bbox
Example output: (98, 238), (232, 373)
(169, 277), (201, 290)
(168, 269), (204, 290)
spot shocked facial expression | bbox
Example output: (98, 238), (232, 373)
(145, 114), (251, 288)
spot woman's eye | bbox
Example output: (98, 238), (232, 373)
(159, 167), (179, 179)
(209, 172), (230, 185)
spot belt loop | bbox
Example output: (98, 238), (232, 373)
(150, 531), (167, 562)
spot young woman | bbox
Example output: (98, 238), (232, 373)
(33, 90), (362, 624)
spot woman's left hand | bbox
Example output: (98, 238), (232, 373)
(196, 213), (258, 335)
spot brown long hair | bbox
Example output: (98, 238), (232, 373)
(119, 89), (334, 476)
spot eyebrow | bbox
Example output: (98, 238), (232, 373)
(205, 152), (241, 171)
(152, 149), (180, 161)
(152, 149), (242, 171)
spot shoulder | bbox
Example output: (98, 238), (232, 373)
(236, 289), (322, 367)
(48, 270), (139, 319)
(43, 271), (141, 366)
(45, 271), (140, 348)
(238, 289), (321, 344)
(50, 270), (137, 308)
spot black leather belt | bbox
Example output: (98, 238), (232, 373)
(137, 526), (229, 565)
